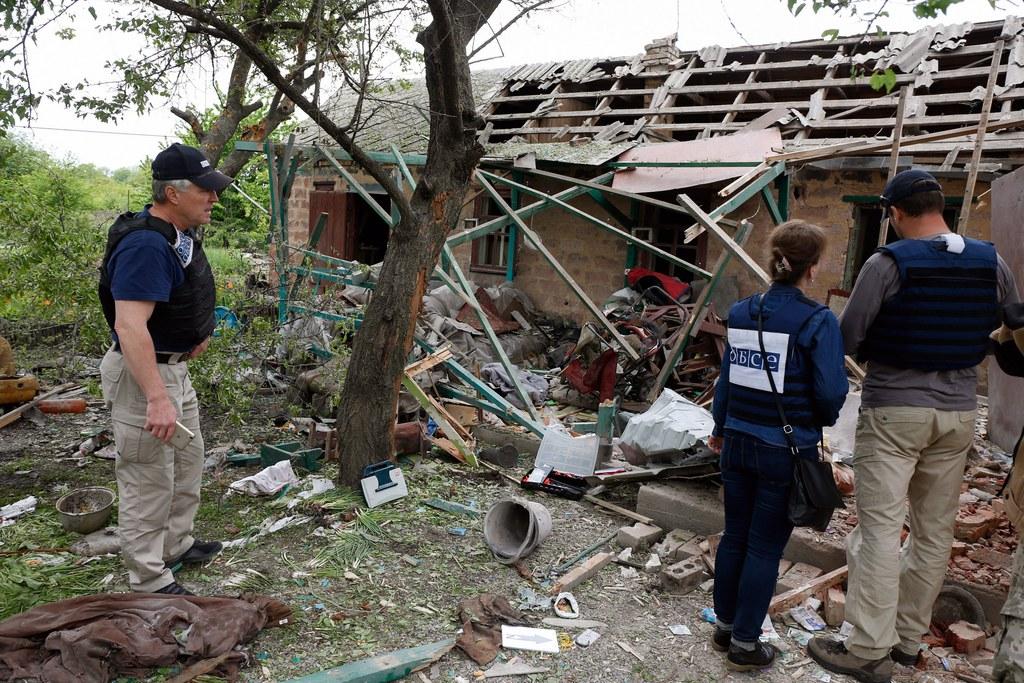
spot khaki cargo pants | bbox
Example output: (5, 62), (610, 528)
(100, 348), (204, 592)
(844, 405), (975, 660)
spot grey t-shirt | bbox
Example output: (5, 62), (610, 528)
(840, 235), (1019, 410)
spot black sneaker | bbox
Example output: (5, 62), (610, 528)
(165, 539), (223, 569)
(726, 642), (777, 671)
(153, 581), (194, 596)
(712, 627), (731, 652)
(890, 647), (919, 667)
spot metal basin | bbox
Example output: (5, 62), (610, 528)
(56, 486), (115, 534)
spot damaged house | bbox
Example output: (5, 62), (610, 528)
(243, 16), (1024, 447)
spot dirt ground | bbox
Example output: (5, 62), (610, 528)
(0, 369), (994, 683)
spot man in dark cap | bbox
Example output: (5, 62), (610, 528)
(810, 169), (1018, 683)
(97, 143), (232, 595)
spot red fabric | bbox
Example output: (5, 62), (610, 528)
(563, 349), (618, 401)
(626, 267), (689, 301)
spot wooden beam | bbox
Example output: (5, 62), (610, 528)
(390, 144), (417, 188)
(677, 195), (771, 285)
(281, 638), (456, 683)
(958, 39), (1005, 233)
(401, 374), (476, 466)
(769, 566), (848, 616)
(878, 85), (911, 247)
(718, 53), (766, 132)
(766, 114), (1024, 164)
(475, 171), (641, 362)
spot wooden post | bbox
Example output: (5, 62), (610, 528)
(878, 85), (910, 247)
(958, 39), (1005, 234)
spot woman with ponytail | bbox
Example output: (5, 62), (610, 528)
(707, 220), (849, 671)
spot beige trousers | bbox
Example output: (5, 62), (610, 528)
(100, 349), (204, 592)
(845, 405), (975, 660)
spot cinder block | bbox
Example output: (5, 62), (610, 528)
(616, 523), (664, 551)
(661, 558), (706, 595)
(776, 562), (823, 594)
(652, 528), (697, 562)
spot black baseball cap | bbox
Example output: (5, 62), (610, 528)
(880, 169), (943, 209)
(152, 143), (233, 192)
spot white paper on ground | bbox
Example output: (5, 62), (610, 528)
(229, 460), (299, 496)
(501, 625), (560, 653)
(0, 495), (37, 526)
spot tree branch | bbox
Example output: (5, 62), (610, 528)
(468, 0), (556, 60)
(146, 0), (411, 221)
(170, 106), (206, 141)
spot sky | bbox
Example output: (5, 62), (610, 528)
(9, 0), (1014, 171)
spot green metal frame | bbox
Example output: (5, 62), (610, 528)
(605, 161), (762, 168)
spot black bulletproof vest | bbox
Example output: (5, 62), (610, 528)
(98, 212), (216, 352)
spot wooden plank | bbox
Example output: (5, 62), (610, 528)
(766, 114), (1024, 164)
(959, 39), (1006, 233)
(439, 244), (542, 422)
(768, 566), (848, 616)
(652, 222), (753, 397)
(719, 53), (766, 130)
(484, 88), (1024, 122)
(582, 495), (655, 525)
(390, 143), (417, 188)
(404, 346), (454, 378)
(677, 195), (771, 285)
(549, 552), (615, 595)
(281, 638), (456, 683)
(475, 172), (641, 362)
(878, 85), (911, 247)
(0, 382), (76, 430)
(401, 374), (477, 466)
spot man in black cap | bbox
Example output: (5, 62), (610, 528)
(809, 169), (1018, 682)
(97, 143), (232, 595)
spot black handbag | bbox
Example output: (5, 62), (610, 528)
(755, 298), (844, 531)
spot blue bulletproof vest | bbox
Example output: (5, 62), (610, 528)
(858, 237), (999, 371)
(726, 293), (824, 428)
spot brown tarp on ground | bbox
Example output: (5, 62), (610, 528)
(0, 592), (290, 683)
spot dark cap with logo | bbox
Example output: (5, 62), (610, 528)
(152, 143), (233, 192)
(880, 169), (943, 209)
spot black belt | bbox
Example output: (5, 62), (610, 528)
(112, 345), (187, 364)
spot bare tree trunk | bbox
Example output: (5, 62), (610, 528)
(335, 0), (499, 488)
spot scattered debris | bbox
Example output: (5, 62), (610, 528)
(501, 625), (559, 654)
(575, 629), (601, 647)
(0, 497), (37, 527)
(229, 460), (299, 496)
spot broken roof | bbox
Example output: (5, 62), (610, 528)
(297, 70), (506, 154)
(480, 18), (1024, 167)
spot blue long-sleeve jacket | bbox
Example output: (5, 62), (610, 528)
(711, 285), (848, 448)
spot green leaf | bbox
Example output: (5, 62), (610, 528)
(88, 6), (96, 20)
(869, 68), (898, 93)
(821, 28), (840, 41)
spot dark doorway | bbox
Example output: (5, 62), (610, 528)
(308, 190), (391, 264)
(634, 190), (710, 283)
(847, 203), (961, 287)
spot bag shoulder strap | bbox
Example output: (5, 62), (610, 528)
(756, 294), (800, 456)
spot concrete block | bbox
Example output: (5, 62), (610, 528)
(637, 481), (847, 571)
(661, 558), (706, 595)
(778, 559), (793, 579)
(652, 528), (697, 561)
(777, 562), (824, 595)
(824, 587), (846, 627)
(616, 523), (664, 551)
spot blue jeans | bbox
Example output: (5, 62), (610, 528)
(713, 430), (809, 643)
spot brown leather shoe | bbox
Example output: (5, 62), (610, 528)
(808, 637), (893, 683)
